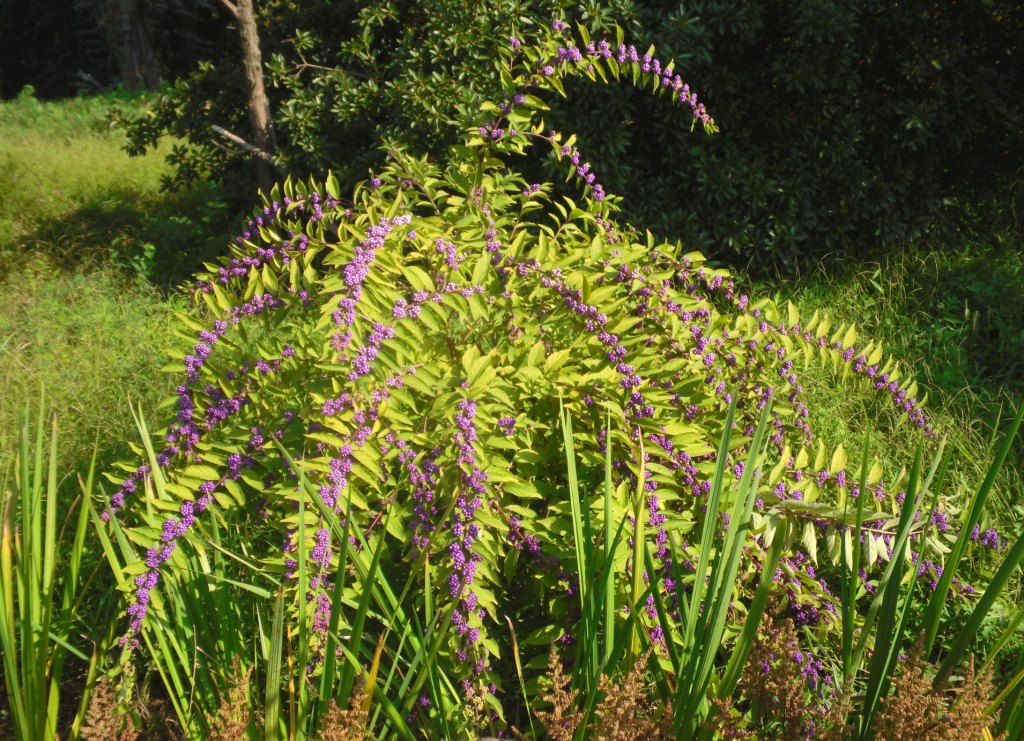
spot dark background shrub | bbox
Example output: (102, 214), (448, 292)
(5, 0), (1021, 272)
(612, 0), (1024, 270)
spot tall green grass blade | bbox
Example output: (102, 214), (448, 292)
(679, 397), (736, 685)
(129, 403), (168, 496)
(143, 623), (192, 733)
(578, 437), (596, 684)
(888, 443), (945, 655)
(716, 517), (786, 702)
(935, 527), (1024, 686)
(373, 617), (413, 725)
(602, 411), (615, 669)
(63, 443), (97, 620)
(859, 441), (925, 736)
(684, 400), (772, 731)
(338, 512), (390, 703)
(559, 406), (590, 656)
(579, 510), (635, 726)
(628, 435), (647, 666)
(596, 497), (631, 672)
(23, 400), (41, 738)
(40, 415), (59, 735)
(424, 651), (451, 740)
(662, 528), (689, 730)
(69, 624), (112, 740)
(922, 401), (1023, 653)
(29, 399), (44, 706)
(642, 543), (681, 675)
(364, 632), (386, 712)
(559, 404), (600, 690)
(265, 588), (286, 741)
(295, 445), (311, 741)
(999, 675), (1024, 740)
(505, 615), (535, 737)
(1, 454), (28, 739)
(848, 456), (926, 701)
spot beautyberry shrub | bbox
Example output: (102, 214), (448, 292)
(103, 25), (970, 735)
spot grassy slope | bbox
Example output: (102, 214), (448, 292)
(751, 232), (1024, 535)
(0, 90), (166, 251)
(0, 89), (200, 477)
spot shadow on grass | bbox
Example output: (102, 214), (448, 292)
(903, 244), (1024, 393)
(1, 182), (242, 291)
(0, 181), (247, 495)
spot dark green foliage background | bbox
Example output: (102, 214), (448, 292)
(101, 0), (1024, 271)
(0, 0), (229, 99)
(615, 0), (1024, 269)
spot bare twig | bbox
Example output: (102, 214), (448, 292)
(210, 125), (287, 175)
(290, 46), (342, 75)
(209, 139), (246, 157)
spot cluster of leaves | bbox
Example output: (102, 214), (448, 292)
(89, 26), (1024, 739)
(113, 0), (1024, 270)
(557, 0), (1024, 269)
(111, 0), (591, 193)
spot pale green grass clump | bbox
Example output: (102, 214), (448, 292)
(0, 262), (179, 476)
(0, 89), (205, 478)
(0, 88), (171, 253)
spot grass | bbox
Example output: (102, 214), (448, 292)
(0, 88), (169, 249)
(751, 232), (1024, 527)
(0, 86), (234, 287)
(0, 400), (98, 741)
(0, 262), (180, 477)
(0, 87), (235, 484)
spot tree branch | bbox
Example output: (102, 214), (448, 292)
(210, 125), (286, 175)
(217, 0), (239, 20)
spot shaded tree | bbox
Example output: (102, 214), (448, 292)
(0, 0), (226, 98)
(103, 0), (162, 90)
(216, 0), (277, 194)
(111, 0), (1024, 271)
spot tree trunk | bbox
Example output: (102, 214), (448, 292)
(104, 0), (161, 90)
(233, 0), (277, 195)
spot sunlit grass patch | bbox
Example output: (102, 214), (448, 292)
(0, 260), (180, 479)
